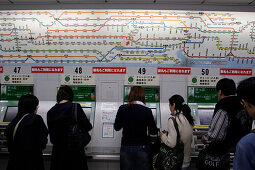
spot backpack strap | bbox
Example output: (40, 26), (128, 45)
(169, 117), (181, 143)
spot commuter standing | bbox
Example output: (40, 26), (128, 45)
(160, 94), (194, 169)
(234, 77), (255, 170)
(47, 85), (92, 170)
(5, 94), (48, 170)
(200, 78), (252, 170)
(114, 86), (158, 170)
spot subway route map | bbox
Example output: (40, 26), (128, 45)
(0, 10), (255, 67)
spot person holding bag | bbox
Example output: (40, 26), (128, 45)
(157, 94), (194, 170)
(5, 94), (48, 170)
(47, 85), (92, 170)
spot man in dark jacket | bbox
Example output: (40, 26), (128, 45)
(234, 77), (255, 170)
(201, 78), (252, 170)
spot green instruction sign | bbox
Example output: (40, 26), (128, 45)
(124, 86), (160, 103)
(1, 85), (33, 100)
(70, 86), (96, 102)
(188, 87), (218, 103)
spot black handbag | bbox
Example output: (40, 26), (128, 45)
(67, 103), (91, 151)
(153, 117), (184, 170)
(196, 147), (230, 170)
(150, 128), (161, 156)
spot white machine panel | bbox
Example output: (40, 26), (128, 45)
(125, 75), (159, 86)
(1, 74), (33, 85)
(61, 74), (95, 85)
(188, 76), (221, 87)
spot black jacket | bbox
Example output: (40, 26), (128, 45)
(47, 101), (92, 170)
(5, 113), (48, 170)
(208, 96), (252, 154)
(114, 104), (158, 145)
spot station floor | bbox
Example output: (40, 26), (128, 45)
(0, 154), (198, 170)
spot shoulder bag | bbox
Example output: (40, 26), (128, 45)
(13, 114), (29, 140)
(153, 117), (184, 170)
(196, 147), (230, 170)
(67, 103), (91, 151)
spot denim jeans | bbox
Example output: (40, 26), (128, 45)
(120, 145), (151, 170)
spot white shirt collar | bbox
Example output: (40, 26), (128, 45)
(135, 101), (146, 106)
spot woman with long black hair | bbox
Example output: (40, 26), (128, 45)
(160, 94), (194, 169)
(5, 94), (48, 170)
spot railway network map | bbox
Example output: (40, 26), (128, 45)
(0, 10), (255, 67)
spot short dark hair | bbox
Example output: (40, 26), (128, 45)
(57, 85), (73, 103)
(237, 77), (255, 105)
(128, 86), (145, 104)
(18, 94), (39, 117)
(216, 78), (236, 96)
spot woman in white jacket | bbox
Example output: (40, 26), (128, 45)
(160, 94), (194, 169)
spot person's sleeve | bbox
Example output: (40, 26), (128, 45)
(147, 109), (158, 135)
(4, 122), (15, 152)
(36, 115), (48, 150)
(203, 109), (229, 143)
(77, 104), (93, 131)
(114, 106), (123, 131)
(233, 140), (254, 170)
(161, 118), (177, 148)
(46, 110), (55, 144)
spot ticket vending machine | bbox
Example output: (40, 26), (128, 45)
(187, 76), (220, 156)
(124, 75), (161, 128)
(0, 74), (33, 152)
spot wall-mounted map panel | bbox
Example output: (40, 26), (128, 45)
(0, 10), (254, 67)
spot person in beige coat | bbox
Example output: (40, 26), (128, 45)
(160, 94), (194, 169)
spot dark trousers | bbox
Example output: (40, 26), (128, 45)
(120, 145), (151, 170)
(50, 146), (88, 170)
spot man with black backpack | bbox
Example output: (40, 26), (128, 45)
(198, 78), (252, 170)
(234, 77), (255, 170)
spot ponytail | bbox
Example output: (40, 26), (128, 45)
(182, 104), (194, 126)
(169, 94), (194, 126)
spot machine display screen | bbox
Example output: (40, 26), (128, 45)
(82, 107), (91, 121)
(151, 108), (157, 124)
(198, 109), (214, 125)
(4, 106), (18, 122)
